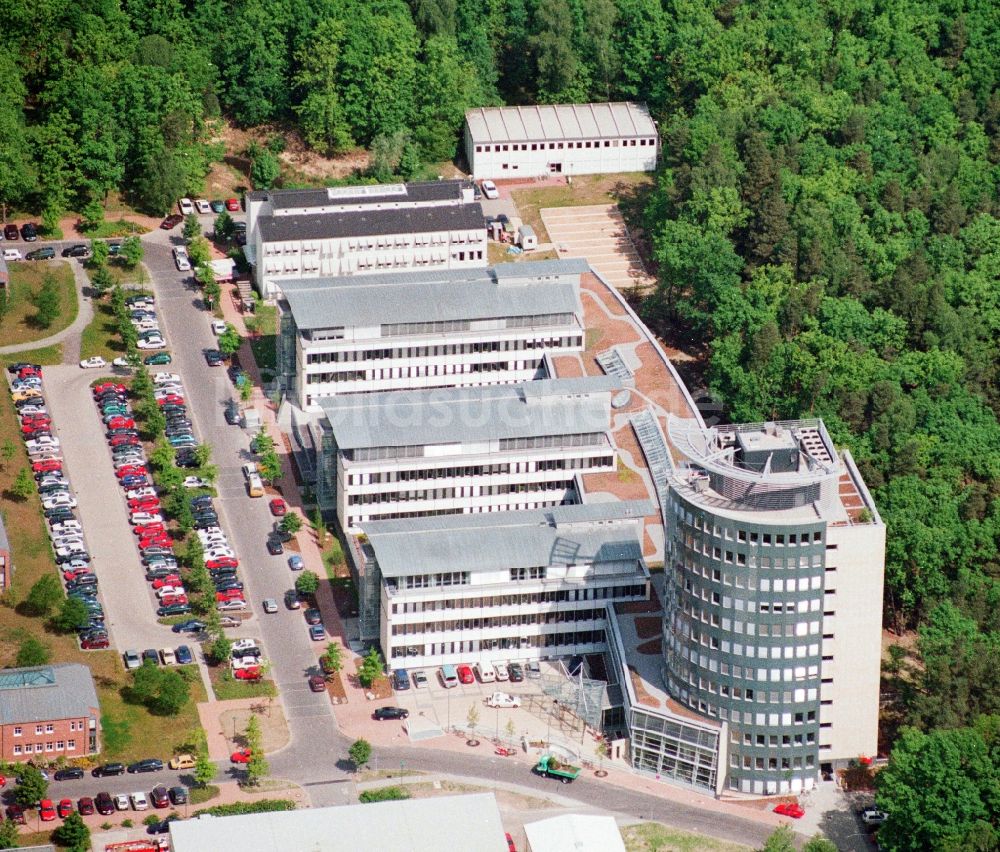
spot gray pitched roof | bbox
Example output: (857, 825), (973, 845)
(282, 263), (583, 330)
(364, 500), (653, 577)
(466, 102), (656, 143)
(247, 180), (467, 211)
(0, 664), (99, 725)
(320, 377), (619, 450)
(257, 203), (484, 243)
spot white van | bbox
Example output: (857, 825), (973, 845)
(474, 662), (496, 684)
(439, 664), (459, 689)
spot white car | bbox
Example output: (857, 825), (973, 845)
(130, 791), (149, 811)
(183, 477), (210, 489)
(205, 547), (236, 560)
(79, 356), (107, 369)
(126, 486), (157, 500)
(137, 337), (166, 349)
(132, 321), (160, 333)
(131, 513), (164, 526)
(51, 521), (82, 533)
(153, 373), (181, 385)
(493, 662), (510, 681)
(211, 320), (227, 335)
(484, 691), (521, 709)
(232, 639), (259, 654)
(194, 199), (211, 214)
(217, 599), (247, 612)
(481, 180), (499, 199)
(2, 248), (22, 261)
(52, 536), (85, 549)
(196, 526), (224, 538)
(44, 496), (77, 509)
(178, 198), (194, 216)
(112, 357), (134, 368)
(114, 458), (146, 470)
(114, 793), (130, 811)
(231, 656), (261, 670)
(26, 437), (60, 451)
(156, 586), (184, 599)
(18, 404), (47, 415)
(160, 647), (177, 665)
(54, 544), (86, 557)
(173, 245), (191, 271)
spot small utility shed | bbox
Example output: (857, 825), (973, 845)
(464, 102), (658, 180)
(524, 814), (627, 852)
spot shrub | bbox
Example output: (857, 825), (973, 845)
(193, 799), (295, 817)
(359, 786), (410, 803)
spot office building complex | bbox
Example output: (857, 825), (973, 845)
(365, 501), (652, 667)
(245, 180), (486, 298)
(316, 376), (620, 527)
(465, 102), (658, 179)
(276, 260), (587, 412)
(657, 416), (885, 794)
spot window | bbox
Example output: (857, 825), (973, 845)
(46, 724), (54, 734)
(35, 725), (43, 735)
(13, 726), (21, 736)
(12, 745), (21, 755)
(67, 739), (76, 750)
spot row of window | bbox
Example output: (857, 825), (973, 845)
(666, 669), (821, 725)
(475, 139), (656, 153)
(667, 626), (822, 670)
(350, 456), (610, 489)
(733, 729), (817, 749)
(12, 720), (84, 735)
(388, 584), (644, 613)
(12, 740), (77, 755)
(404, 571), (471, 589)
(731, 753), (816, 771)
(349, 497), (572, 525)
(389, 606), (609, 635)
(306, 358), (545, 385)
(388, 629), (606, 658)
(679, 537), (823, 571)
(678, 508), (824, 546)
(305, 336), (582, 365)
(347, 479), (575, 505)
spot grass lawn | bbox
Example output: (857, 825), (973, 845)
(0, 261), (77, 346)
(0, 345), (64, 367)
(511, 173), (655, 244)
(78, 298), (124, 361)
(189, 784), (221, 805)
(621, 822), (752, 852)
(209, 664), (278, 701)
(79, 220), (150, 239)
(247, 303), (277, 374)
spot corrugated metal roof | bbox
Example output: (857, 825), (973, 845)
(0, 664), (99, 725)
(257, 203), (484, 243)
(282, 264), (582, 330)
(320, 377), (618, 449)
(465, 102), (656, 143)
(365, 501), (651, 576)
(170, 794), (508, 852)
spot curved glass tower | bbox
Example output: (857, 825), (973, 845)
(662, 417), (877, 795)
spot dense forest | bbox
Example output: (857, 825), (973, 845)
(1, 0), (999, 848)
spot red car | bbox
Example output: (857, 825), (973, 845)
(159, 595), (189, 607)
(139, 536), (172, 549)
(129, 499), (161, 512)
(134, 524), (166, 537)
(63, 567), (93, 581)
(161, 214), (183, 230)
(506, 833), (517, 852)
(230, 748), (252, 763)
(234, 667), (261, 681)
(157, 395), (184, 407)
(456, 664), (474, 684)
(107, 417), (135, 430)
(216, 589), (245, 602)
(117, 466), (147, 478)
(225, 198), (240, 212)
(110, 435), (141, 447)
(151, 575), (181, 589)
(18, 366), (41, 378)
(81, 635), (110, 649)
(93, 382), (126, 395)
(38, 799), (56, 822)
(57, 798), (74, 818)
(33, 459), (62, 473)
(77, 797), (95, 816)
(269, 498), (287, 516)
(22, 422), (51, 434)
(207, 557), (239, 570)
(774, 803), (805, 819)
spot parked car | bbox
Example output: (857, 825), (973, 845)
(284, 590), (301, 610)
(160, 214), (183, 230)
(391, 669), (410, 691)
(127, 758), (164, 774)
(94, 792), (115, 814)
(4, 804), (24, 825)
(860, 807), (888, 826)
(54, 767), (85, 781)
(230, 748), (252, 764)
(225, 197), (240, 211)
(485, 691), (522, 708)
(308, 623), (326, 641)
(62, 244), (90, 258)
(269, 498), (287, 516)
(26, 246), (55, 260)
(773, 802), (805, 819)
(3, 224), (19, 240)
(303, 608), (322, 625)
(57, 798), (74, 818)
(38, 799), (57, 821)
(130, 791), (149, 811)
(114, 794), (130, 811)
(175, 645), (194, 664)
(266, 536), (284, 555)
(457, 664), (475, 684)
(169, 786), (188, 805)
(20, 222), (38, 241)
(481, 179), (499, 199)
(150, 786), (170, 808)
(288, 554), (304, 571)
(178, 198), (194, 215)
(412, 670), (429, 689)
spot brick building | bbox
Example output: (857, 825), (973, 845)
(0, 665), (100, 762)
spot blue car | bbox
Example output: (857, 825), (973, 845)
(288, 555), (304, 571)
(170, 619), (205, 634)
(309, 623), (326, 641)
(175, 645), (193, 664)
(120, 475), (149, 487)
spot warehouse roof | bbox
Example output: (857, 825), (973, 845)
(257, 202), (484, 243)
(320, 377), (618, 450)
(524, 814), (627, 852)
(170, 794), (508, 852)
(0, 664), (98, 725)
(364, 500), (652, 577)
(282, 262), (583, 330)
(465, 102), (656, 144)
(247, 179), (468, 211)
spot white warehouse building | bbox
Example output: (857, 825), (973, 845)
(315, 376), (621, 527)
(365, 500), (652, 669)
(275, 259), (589, 413)
(464, 102), (658, 180)
(244, 180), (486, 298)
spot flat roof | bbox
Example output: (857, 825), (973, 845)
(169, 794), (508, 852)
(0, 511), (10, 552)
(364, 500), (652, 577)
(466, 102), (657, 143)
(0, 664), (98, 725)
(320, 377), (620, 450)
(282, 263), (583, 331)
(257, 203), (484, 243)
(248, 179), (468, 210)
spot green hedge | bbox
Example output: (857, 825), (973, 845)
(193, 799), (296, 817)
(359, 786), (410, 803)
